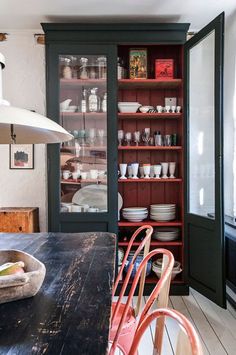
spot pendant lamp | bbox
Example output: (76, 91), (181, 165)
(0, 53), (73, 144)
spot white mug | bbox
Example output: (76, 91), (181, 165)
(71, 205), (82, 212)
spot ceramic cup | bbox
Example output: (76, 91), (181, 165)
(153, 165), (162, 179)
(119, 163), (127, 179)
(156, 105), (163, 113)
(143, 164), (151, 179)
(161, 162), (169, 179)
(176, 106), (181, 113)
(90, 169), (99, 179)
(165, 105), (171, 113)
(169, 162), (176, 178)
(171, 105), (176, 113)
(72, 172), (79, 180)
(131, 163), (139, 179)
(81, 172), (87, 180)
(150, 165), (155, 178)
(127, 164), (133, 178)
(139, 166), (144, 178)
(63, 170), (71, 180)
(71, 205), (82, 212)
(88, 207), (99, 212)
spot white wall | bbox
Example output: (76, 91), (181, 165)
(0, 18), (235, 232)
(0, 30), (47, 231)
(224, 11), (236, 218)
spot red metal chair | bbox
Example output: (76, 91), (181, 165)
(129, 308), (204, 355)
(109, 248), (174, 355)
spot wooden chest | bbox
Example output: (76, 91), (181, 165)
(0, 208), (39, 233)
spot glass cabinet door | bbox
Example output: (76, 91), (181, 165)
(59, 54), (108, 213)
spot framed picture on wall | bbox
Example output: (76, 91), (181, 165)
(9, 144), (34, 169)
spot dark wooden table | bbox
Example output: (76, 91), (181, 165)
(0, 232), (116, 355)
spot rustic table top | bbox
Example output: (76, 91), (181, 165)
(0, 232), (116, 355)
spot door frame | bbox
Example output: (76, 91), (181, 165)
(184, 13), (225, 306)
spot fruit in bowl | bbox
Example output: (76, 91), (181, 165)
(0, 261), (25, 276)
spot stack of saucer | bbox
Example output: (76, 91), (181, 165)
(122, 207), (148, 222)
(152, 227), (180, 241)
(150, 204), (176, 221)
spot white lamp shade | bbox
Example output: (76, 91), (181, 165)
(0, 105), (73, 144)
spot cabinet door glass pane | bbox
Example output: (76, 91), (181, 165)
(59, 55), (107, 213)
(189, 31), (215, 218)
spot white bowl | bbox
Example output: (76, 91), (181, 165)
(118, 102), (141, 113)
(152, 263), (182, 280)
(139, 106), (154, 113)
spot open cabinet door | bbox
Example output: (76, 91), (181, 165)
(184, 13), (225, 307)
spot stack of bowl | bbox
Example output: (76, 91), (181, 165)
(152, 227), (180, 241)
(152, 258), (182, 280)
(122, 207), (148, 222)
(150, 204), (176, 221)
(124, 251), (152, 278)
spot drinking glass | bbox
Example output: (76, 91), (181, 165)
(97, 129), (105, 146)
(118, 130), (124, 146)
(142, 128), (151, 146)
(133, 131), (141, 146)
(125, 132), (132, 146)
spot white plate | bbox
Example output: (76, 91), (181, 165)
(150, 204), (176, 208)
(122, 207), (147, 212)
(152, 235), (178, 241)
(72, 184), (123, 211)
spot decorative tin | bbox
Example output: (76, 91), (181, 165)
(129, 48), (147, 79)
(155, 59), (174, 79)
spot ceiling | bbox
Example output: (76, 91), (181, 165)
(0, 0), (235, 31)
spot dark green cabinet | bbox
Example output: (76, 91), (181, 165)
(42, 16), (225, 305)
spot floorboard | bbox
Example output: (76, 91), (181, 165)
(112, 289), (236, 354)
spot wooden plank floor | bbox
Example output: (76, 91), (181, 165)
(115, 288), (236, 354)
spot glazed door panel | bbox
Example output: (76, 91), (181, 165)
(46, 44), (117, 233)
(184, 13), (225, 306)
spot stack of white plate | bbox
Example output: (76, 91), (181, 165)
(152, 227), (180, 241)
(122, 207), (148, 222)
(150, 204), (176, 221)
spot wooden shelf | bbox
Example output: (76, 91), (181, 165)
(118, 146), (182, 151)
(118, 79), (182, 89)
(118, 220), (182, 227)
(60, 78), (106, 87)
(118, 112), (182, 119)
(61, 179), (107, 185)
(118, 241), (182, 246)
(118, 178), (182, 183)
(60, 112), (106, 118)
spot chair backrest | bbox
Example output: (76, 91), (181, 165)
(129, 308), (203, 355)
(112, 225), (153, 321)
(110, 248), (174, 355)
